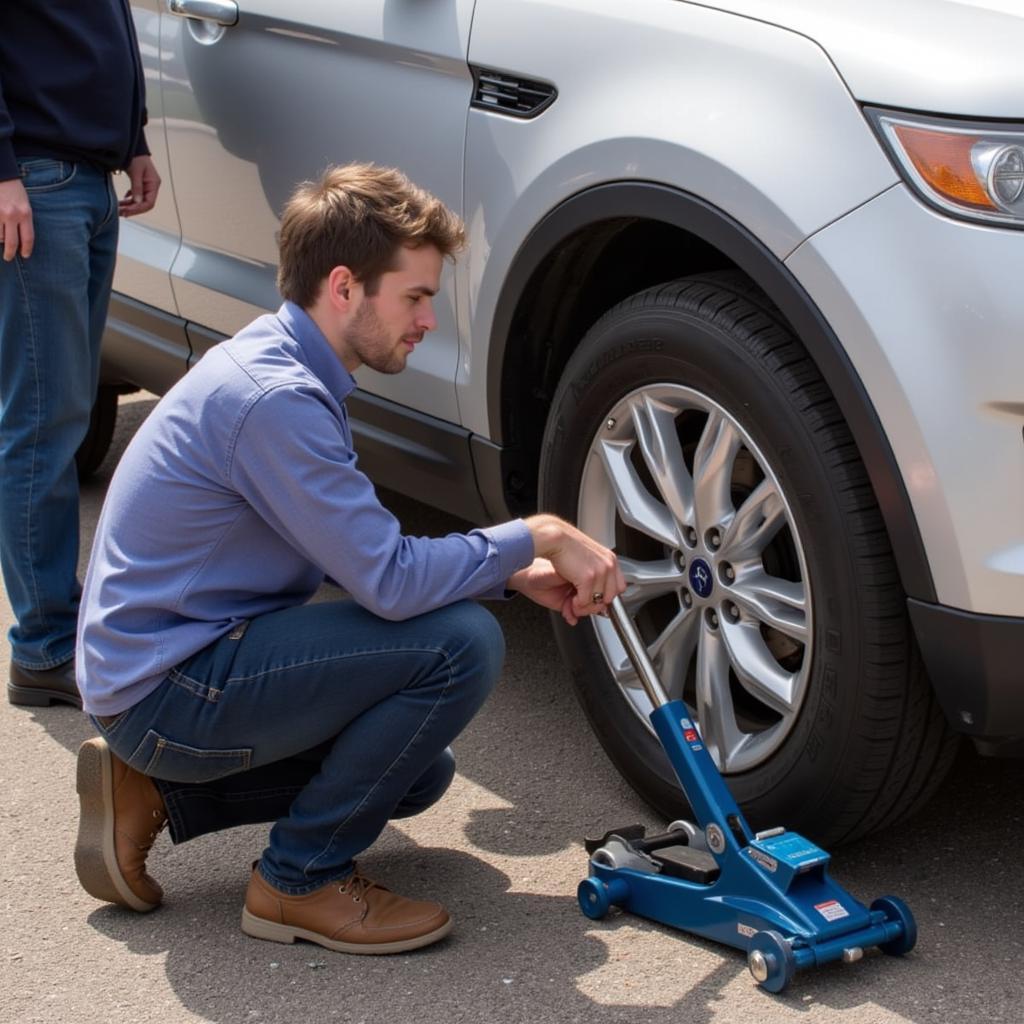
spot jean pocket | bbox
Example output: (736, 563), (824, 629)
(20, 159), (77, 193)
(128, 729), (252, 783)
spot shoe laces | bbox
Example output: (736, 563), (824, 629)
(143, 808), (167, 849)
(338, 870), (376, 904)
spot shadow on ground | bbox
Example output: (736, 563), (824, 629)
(23, 393), (1024, 1024)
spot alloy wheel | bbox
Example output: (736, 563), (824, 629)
(577, 384), (812, 774)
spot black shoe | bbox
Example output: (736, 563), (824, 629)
(8, 658), (82, 709)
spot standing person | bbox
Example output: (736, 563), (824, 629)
(0, 1), (160, 708)
(73, 164), (625, 954)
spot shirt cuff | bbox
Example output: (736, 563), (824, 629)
(132, 128), (151, 159)
(0, 140), (19, 181)
(480, 518), (534, 583)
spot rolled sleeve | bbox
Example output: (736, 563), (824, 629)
(477, 519), (535, 597)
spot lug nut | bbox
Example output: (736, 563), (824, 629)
(706, 609), (719, 629)
(685, 526), (698, 547)
(675, 550), (686, 571)
(706, 528), (721, 550)
(682, 589), (693, 608)
(721, 563), (735, 583)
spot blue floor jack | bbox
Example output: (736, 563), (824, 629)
(577, 597), (917, 994)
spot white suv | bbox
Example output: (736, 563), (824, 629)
(96, 0), (1024, 845)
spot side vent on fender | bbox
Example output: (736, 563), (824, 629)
(471, 67), (557, 119)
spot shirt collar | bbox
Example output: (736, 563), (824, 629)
(276, 301), (356, 401)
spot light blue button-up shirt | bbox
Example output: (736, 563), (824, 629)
(77, 303), (534, 715)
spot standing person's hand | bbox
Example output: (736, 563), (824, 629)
(524, 513), (626, 622)
(119, 155), (161, 217)
(0, 178), (33, 261)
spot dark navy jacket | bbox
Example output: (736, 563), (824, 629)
(0, 0), (149, 181)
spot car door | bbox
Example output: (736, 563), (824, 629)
(104, 1), (188, 395)
(159, 0), (475, 425)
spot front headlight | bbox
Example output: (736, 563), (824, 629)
(866, 107), (1024, 228)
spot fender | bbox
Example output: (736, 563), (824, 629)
(485, 182), (936, 603)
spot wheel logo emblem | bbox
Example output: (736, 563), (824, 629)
(689, 558), (714, 599)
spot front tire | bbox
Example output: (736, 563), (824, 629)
(539, 273), (956, 845)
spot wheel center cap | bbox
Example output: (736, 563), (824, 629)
(689, 557), (714, 599)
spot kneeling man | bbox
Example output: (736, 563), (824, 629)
(73, 163), (623, 954)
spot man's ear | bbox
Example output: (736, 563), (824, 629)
(326, 265), (360, 312)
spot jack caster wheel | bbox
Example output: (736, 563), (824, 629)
(578, 877), (612, 920)
(872, 896), (917, 956)
(748, 929), (796, 994)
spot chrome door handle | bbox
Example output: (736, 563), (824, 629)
(167, 0), (239, 26)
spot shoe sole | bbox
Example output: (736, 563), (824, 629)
(240, 907), (453, 955)
(74, 738), (158, 913)
(8, 683), (82, 709)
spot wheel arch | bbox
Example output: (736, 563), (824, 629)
(486, 181), (936, 603)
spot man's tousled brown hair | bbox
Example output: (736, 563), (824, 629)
(277, 163), (466, 308)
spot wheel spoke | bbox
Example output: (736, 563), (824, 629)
(692, 411), (741, 535)
(619, 556), (684, 608)
(649, 605), (700, 699)
(606, 632), (644, 690)
(719, 619), (798, 717)
(598, 439), (679, 548)
(695, 622), (748, 769)
(729, 570), (808, 643)
(629, 394), (695, 530)
(720, 477), (786, 561)
(603, 597), (698, 706)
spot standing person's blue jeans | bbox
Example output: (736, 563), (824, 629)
(92, 598), (504, 893)
(0, 159), (118, 670)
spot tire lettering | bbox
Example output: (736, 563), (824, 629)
(808, 667), (838, 762)
(822, 666), (837, 700)
(571, 339), (664, 400)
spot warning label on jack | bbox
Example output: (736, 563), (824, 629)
(814, 899), (850, 922)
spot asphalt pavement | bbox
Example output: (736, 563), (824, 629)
(2, 394), (1022, 1024)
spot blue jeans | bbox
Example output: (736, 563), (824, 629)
(0, 159), (118, 669)
(93, 598), (504, 894)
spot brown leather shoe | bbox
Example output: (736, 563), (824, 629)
(8, 657), (81, 708)
(241, 864), (452, 954)
(74, 737), (167, 912)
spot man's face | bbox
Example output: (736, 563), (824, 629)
(340, 244), (441, 374)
